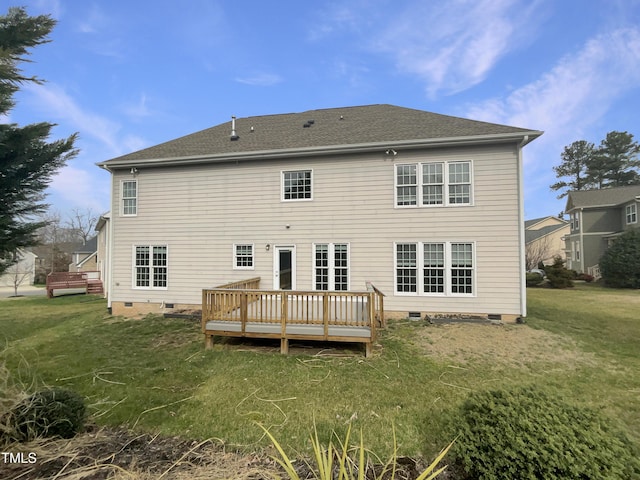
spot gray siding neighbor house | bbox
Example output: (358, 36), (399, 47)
(97, 104), (542, 321)
(564, 185), (640, 275)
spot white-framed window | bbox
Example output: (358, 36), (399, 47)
(395, 161), (472, 207)
(313, 243), (349, 291)
(626, 204), (637, 224)
(134, 245), (167, 289)
(122, 180), (137, 216)
(571, 212), (580, 231)
(233, 244), (254, 269)
(574, 241), (581, 261)
(282, 170), (312, 201)
(395, 242), (475, 296)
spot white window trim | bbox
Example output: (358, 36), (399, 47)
(121, 179), (138, 217)
(394, 241), (476, 297)
(626, 203), (637, 224)
(281, 169), (313, 202)
(132, 244), (168, 290)
(394, 161), (473, 208)
(312, 243), (350, 291)
(233, 243), (255, 270)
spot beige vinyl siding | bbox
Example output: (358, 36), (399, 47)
(109, 142), (524, 316)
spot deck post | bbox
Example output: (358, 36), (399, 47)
(205, 334), (214, 349)
(365, 342), (372, 358)
(280, 337), (289, 355)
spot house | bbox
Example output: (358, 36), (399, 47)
(68, 236), (99, 272)
(97, 104), (542, 321)
(564, 185), (640, 275)
(0, 248), (37, 288)
(524, 216), (569, 269)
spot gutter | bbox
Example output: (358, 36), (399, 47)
(97, 130), (543, 170)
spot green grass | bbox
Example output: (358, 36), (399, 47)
(1, 285), (639, 459)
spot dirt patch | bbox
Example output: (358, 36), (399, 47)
(406, 322), (596, 368)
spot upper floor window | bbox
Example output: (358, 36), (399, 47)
(134, 245), (167, 289)
(282, 170), (312, 201)
(626, 204), (637, 224)
(233, 244), (254, 269)
(571, 212), (580, 231)
(122, 180), (137, 216)
(395, 161), (472, 207)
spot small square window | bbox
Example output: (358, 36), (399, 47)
(234, 244), (254, 269)
(283, 170), (312, 200)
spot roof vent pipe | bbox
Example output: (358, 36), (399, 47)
(230, 116), (239, 141)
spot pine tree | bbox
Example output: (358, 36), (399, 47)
(590, 131), (640, 188)
(550, 140), (595, 198)
(0, 7), (77, 275)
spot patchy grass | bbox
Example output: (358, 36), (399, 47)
(0, 285), (639, 463)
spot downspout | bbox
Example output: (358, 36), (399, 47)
(99, 164), (115, 311)
(517, 136), (529, 319)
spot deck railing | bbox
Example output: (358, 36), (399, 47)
(46, 271), (103, 298)
(201, 279), (385, 356)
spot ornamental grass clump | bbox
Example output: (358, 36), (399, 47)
(261, 423), (452, 480)
(10, 388), (86, 441)
(449, 385), (640, 480)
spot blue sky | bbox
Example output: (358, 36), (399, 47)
(7, 0), (640, 221)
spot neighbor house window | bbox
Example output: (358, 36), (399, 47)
(396, 161), (472, 207)
(134, 245), (167, 289)
(314, 243), (349, 291)
(234, 244), (254, 269)
(283, 170), (312, 200)
(396, 242), (475, 295)
(626, 204), (637, 224)
(122, 180), (137, 216)
(571, 212), (580, 231)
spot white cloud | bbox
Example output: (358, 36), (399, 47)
(235, 73), (284, 86)
(373, 0), (541, 97)
(50, 165), (110, 213)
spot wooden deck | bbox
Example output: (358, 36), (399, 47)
(46, 271), (104, 298)
(202, 278), (384, 357)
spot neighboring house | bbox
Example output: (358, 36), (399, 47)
(97, 104), (542, 320)
(524, 216), (569, 268)
(69, 236), (99, 272)
(0, 248), (37, 288)
(564, 185), (640, 274)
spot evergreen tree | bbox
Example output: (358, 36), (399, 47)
(0, 7), (77, 276)
(550, 140), (595, 198)
(590, 131), (640, 188)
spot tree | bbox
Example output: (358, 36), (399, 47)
(525, 235), (552, 271)
(550, 140), (595, 198)
(0, 7), (78, 276)
(589, 131), (640, 188)
(600, 229), (640, 288)
(66, 208), (98, 245)
(6, 250), (34, 296)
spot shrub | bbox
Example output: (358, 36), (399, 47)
(525, 272), (544, 287)
(449, 386), (639, 480)
(544, 256), (574, 288)
(600, 229), (640, 288)
(11, 388), (85, 441)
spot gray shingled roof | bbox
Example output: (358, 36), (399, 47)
(566, 185), (640, 210)
(99, 104), (541, 167)
(525, 224), (568, 244)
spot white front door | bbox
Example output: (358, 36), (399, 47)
(274, 245), (296, 290)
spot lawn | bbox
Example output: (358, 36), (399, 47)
(1, 284), (639, 460)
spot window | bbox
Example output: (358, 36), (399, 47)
(571, 212), (580, 231)
(395, 242), (474, 295)
(314, 243), (349, 290)
(626, 204), (637, 224)
(234, 244), (254, 269)
(122, 180), (137, 216)
(134, 245), (167, 289)
(283, 170), (312, 200)
(396, 161), (472, 207)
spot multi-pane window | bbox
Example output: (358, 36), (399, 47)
(396, 243), (417, 293)
(422, 163), (444, 205)
(314, 243), (349, 291)
(396, 161), (471, 207)
(423, 243), (445, 293)
(283, 170), (312, 200)
(122, 180), (137, 216)
(626, 204), (637, 224)
(571, 212), (580, 231)
(396, 242), (474, 295)
(451, 243), (473, 294)
(135, 245), (167, 288)
(396, 165), (417, 206)
(234, 244), (254, 269)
